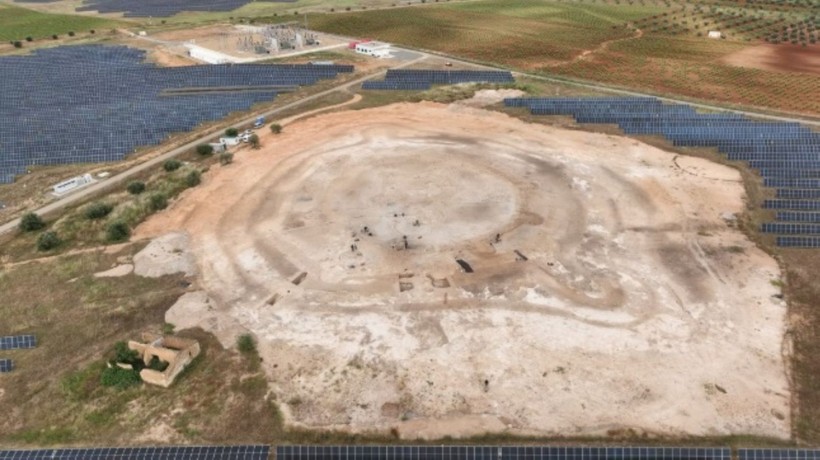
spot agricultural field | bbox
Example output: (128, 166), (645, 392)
(0, 3), (124, 42)
(305, 0), (820, 115)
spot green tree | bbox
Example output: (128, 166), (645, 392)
(185, 170), (201, 188)
(195, 144), (214, 156)
(269, 123), (282, 134)
(163, 159), (181, 172)
(19, 212), (45, 232)
(149, 193), (168, 211)
(248, 134), (260, 149)
(225, 127), (239, 137)
(126, 181), (146, 195)
(237, 334), (256, 353)
(37, 231), (61, 251)
(219, 152), (234, 166)
(84, 202), (113, 220)
(106, 220), (130, 242)
(13, 41), (22, 48)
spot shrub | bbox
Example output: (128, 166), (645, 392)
(84, 202), (113, 220)
(90, 29), (96, 34)
(163, 159), (182, 172)
(148, 356), (169, 372)
(237, 334), (256, 353)
(185, 170), (201, 188)
(13, 41), (22, 48)
(219, 152), (234, 165)
(114, 341), (140, 366)
(225, 127), (239, 137)
(25, 36), (33, 42)
(149, 193), (168, 211)
(100, 366), (141, 389)
(195, 144), (214, 156)
(106, 220), (130, 242)
(269, 123), (282, 134)
(248, 134), (260, 149)
(68, 31), (75, 37)
(37, 231), (61, 251)
(19, 212), (45, 232)
(126, 181), (146, 195)
(52, 34), (58, 40)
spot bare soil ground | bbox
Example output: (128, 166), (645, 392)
(721, 43), (820, 76)
(135, 101), (790, 440)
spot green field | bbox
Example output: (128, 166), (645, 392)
(307, 0), (665, 66)
(304, 0), (820, 115)
(0, 3), (124, 41)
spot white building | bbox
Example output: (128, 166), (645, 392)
(52, 173), (94, 196)
(707, 30), (722, 39)
(184, 44), (254, 64)
(354, 41), (391, 58)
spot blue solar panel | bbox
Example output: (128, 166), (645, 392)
(0, 445), (270, 459)
(505, 96), (820, 248)
(0, 45), (353, 183)
(0, 359), (12, 373)
(0, 335), (37, 350)
(364, 70), (514, 90)
(777, 211), (820, 223)
(275, 446), (730, 460)
(16, 0), (300, 17)
(740, 449), (820, 460)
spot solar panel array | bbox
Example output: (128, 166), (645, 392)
(0, 445), (270, 460)
(505, 96), (820, 248)
(0, 335), (37, 350)
(740, 449), (820, 460)
(0, 45), (353, 184)
(14, 0), (296, 17)
(0, 359), (12, 373)
(275, 446), (731, 460)
(363, 69), (514, 91)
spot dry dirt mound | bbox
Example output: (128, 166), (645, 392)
(136, 102), (789, 440)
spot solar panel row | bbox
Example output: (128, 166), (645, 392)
(504, 97), (820, 247)
(275, 446), (731, 460)
(0, 445), (270, 460)
(740, 449), (820, 460)
(0, 359), (12, 373)
(363, 70), (514, 91)
(0, 335), (37, 350)
(2, 445), (818, 460)
(0, 45), (353, 184)
(12, 0), (297, 17)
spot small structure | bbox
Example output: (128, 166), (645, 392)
(220, 136), (241, 147)
(185, 44), (253, 64)
(354, 41), (391, 58)
(52, 173), (94, 196)
(708, 30), (722, 39)
(127, 333), (200, 388)
(209, 142), (227, 153)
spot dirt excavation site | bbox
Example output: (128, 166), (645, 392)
(136, 97), (790, 440)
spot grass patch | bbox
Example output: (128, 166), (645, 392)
(0, 4), (123, 42)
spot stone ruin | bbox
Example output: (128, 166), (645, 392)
(127, 333), (200, 388)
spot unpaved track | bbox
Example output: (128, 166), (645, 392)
(137, 100), (790, 440)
